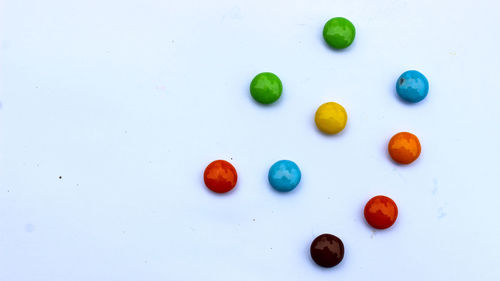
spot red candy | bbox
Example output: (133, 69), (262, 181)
(203, 160), (237, 193)
(364, 195), (398, 229)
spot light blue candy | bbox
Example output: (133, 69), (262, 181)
(396, 70), (429, 103)
(268, 160), (301, 192)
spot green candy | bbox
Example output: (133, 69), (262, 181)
(250, 72), (282, 104)
(322, 17), (356, 49)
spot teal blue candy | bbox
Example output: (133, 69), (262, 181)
(396, 70), (429, 103)
(268, 160), (301, 192)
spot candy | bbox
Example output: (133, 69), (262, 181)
(203, 160), (237, 193)
(310, 234), (345, 268)
(315, 102), (348, 134)
(250, 72), (283, 104)
(396, 70), (429, 103)
(322, 17), (356, 49)
(268, 160), (301, 192)
(388, 132), (421, 164)
(364, 195), (398, 229)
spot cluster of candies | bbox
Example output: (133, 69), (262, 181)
(203, 17), (429, 269)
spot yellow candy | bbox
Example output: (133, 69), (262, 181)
(314, 102), (347, 134)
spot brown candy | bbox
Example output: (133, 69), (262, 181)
(310, 234), (344, 268)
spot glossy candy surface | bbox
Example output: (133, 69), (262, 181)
(268, 160), (301, 192)
(250, 72), (282, 104)
(203, 160), (237, 193)
(310, 234), (345, 268)
(396, 70), (429, 103)
(322, 17), (356, 49)
(315, 102), (347, 134)
(364, 195), (398, 229)
(388, 132), (421, 164)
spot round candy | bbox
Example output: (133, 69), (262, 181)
(203, 160), (237, 193)
(388, 132), (421, 164)
(322, 17), (356, 49)
(314, 102), (347, 134)
(396, 70), (429, 103)
(268, 160), (301, 192)
(364, 195), (398, 229)
(250, 72), (282, 104)
(310, 234), (345, 268)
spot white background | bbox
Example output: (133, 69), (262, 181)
(1, 0), (500, 280)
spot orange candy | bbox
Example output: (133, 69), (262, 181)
(388, 132), (421, 164)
